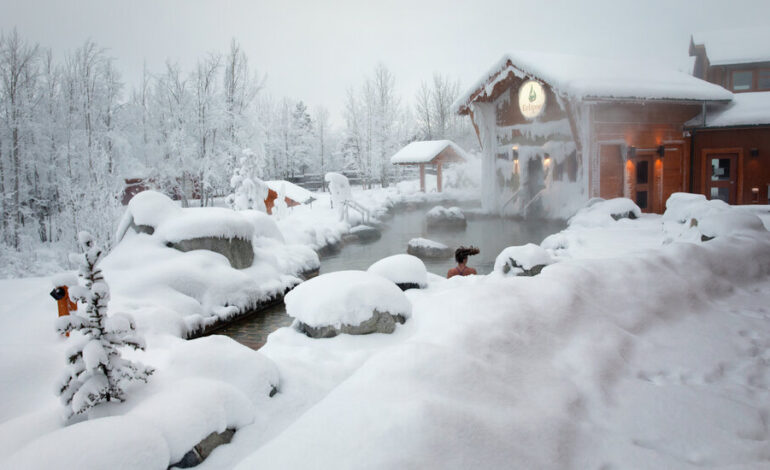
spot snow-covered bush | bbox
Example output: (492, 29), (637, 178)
(56, 232), (153, 419)
(569, 198), (641, 227)
(494, 243), (553, 277)
(226, 149), (269, 212)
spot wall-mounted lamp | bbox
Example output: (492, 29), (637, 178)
(543, 156), (551, 167)
(626, 146), (636, 159)
(750, 148), (759, 158)
(657, 145), (665, 157)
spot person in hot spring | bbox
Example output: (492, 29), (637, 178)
(447, 246), (479, 278)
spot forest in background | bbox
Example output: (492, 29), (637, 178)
(0, 30), (476, 277)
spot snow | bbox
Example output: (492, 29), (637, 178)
(454, 52), (733, 112)
(3, 178), (770, 470)
(390, 140), (467, 164)
(493, 243), (553, 274)
(425, 205), (465, 221)
(663, 192), (729, 223)
(687, 92), (770, 128)
(699, 211), (766, 238)
(367, 254), (428, 288)
(408, 237), (449, 250)
(3, 415), (170, 470)
(691, 28), (770, 66)
(119, 190), (181, 234)
(284, 270), (412, 328)
(569, 197), (642, 227)
(265, 180), (316, 204)
(155, 207), (256, 243)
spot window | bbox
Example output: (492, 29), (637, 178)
(711, 158), (731, 181)
(636, 160), (649, 184)
(732, 70), (753, 91)
(759, 69), (770, 90)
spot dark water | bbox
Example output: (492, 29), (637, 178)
(218, 207), (565, 349)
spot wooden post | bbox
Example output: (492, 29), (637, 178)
(419, 164), (425, 192)
(437, 162), (443, 192)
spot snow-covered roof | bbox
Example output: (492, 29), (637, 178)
(265, 180), (316, 204)
(691, 29), (770, 66)
(390, 140), (467, 165)
(687, 92), (770, 128)
(454, 52), (733, 113)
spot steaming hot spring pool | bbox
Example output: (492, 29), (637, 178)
(214, 207), (566, 349)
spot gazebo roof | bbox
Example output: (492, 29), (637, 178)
(390, 140), (467, 165)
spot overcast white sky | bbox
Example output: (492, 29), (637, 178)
(2, 0), (768, 126)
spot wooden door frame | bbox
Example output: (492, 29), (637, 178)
(701, 147), (744, 204)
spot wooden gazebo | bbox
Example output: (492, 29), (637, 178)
(390, 140), (467, 192)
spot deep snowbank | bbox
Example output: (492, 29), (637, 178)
(235, 229), (770, 469)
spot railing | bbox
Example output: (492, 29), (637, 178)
(342, 199), (371, 224)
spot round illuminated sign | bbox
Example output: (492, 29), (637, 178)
(518, 80), (546, 119)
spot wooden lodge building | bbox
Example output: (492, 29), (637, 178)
(455, 33), (770, 216)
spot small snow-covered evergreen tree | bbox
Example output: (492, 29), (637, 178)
(56, 232), (153, 419)
(226, 148), (269, 212)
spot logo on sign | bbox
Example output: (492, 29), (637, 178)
(518, 80), (545, 119)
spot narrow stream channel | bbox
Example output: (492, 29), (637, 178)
(215, 207), (566, 349)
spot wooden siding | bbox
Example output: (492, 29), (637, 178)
(599, 144), (624, 199)
(691, 126), (770, 204)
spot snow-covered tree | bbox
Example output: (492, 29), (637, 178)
(56, 232), (153, 419)
(289, 101), (313, 176)
(226, 148), (269, 212)
(342, 63), (404, 188)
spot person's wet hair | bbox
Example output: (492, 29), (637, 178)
(455, 246), (480, 264)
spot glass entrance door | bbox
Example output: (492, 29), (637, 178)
(707, 154), (737, 204)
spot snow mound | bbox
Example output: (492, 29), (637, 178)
(4, 415), (170, 470)
(569, 198), (641, 227)
(699, 211), (766, 239)
(285, 270), (412, 328)
(367, 254), (428, 289)
(663, 192), (729, 224)
(126, 190), (182, 229)
(494, 244), (554, 276)
(155, 207), (255, 243)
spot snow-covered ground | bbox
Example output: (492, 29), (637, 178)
(1, 186), (769, 469)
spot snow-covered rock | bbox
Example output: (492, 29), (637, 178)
(569, 198), (641, 227)
(347, 224), (381, 243)
(425, 205), (467, 229)
(663, 192), (729, 224)
(699, 211), (766, 240)
(662, 193), (766, 242)
(367, 254), (428, 290)
(407, 237), (453, 259)
(494, 243), (554, 276)
(104, 192), (320, 337)
(285, 270), (411, 338)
